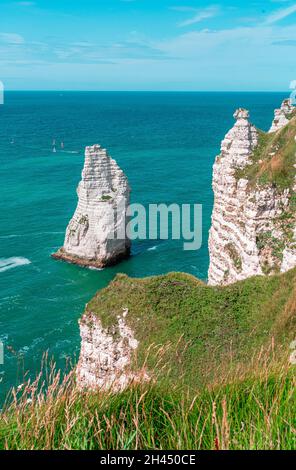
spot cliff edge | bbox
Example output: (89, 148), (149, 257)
(75, 100), (296, 392)
(208, 99), (296, 286)
(76, 270), (296, 391)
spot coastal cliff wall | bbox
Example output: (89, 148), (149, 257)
(53, 144), (131, 269)
(74, 98), (296, 392)
(208, 99), (296, 286)
(76, 308), (147, 391)
(75, 271), (296, 392)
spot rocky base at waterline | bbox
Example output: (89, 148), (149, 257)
(52, 246), (130, 269)
(52, 144), (131, 269)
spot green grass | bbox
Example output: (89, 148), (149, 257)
(101, 195), (112, 201)
(236, 115), (296, 189)
(3, 104), (296, 451)
(224, 243), (242, 271)
(0, 361), (294, 450)
(86, 269), (296, 389)
(1, 268), (296, 450)
(234, 115), (296, 274)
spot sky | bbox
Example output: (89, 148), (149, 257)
(1, 0), (296, 91)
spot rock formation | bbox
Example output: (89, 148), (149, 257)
(53, 144), (131, 269)
(208, 99), (296, 286)
(75, 99), (296, 394)
(76, 308), (148, 392)
(269, 98), (294, 133)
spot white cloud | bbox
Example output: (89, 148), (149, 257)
(155, 22), (296, 64)
(70, 42), (94, 48)
(173, 5), (219, 27)
(264, 3), (296, 24)
(0, 33), (24, 44)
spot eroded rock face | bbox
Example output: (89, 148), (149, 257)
(208, 105), (294, 286)
(269, 98), (294, 133)
(220, 108), (259, 169)
(76, 309), (148, 392)
(53, 145), (131, 268)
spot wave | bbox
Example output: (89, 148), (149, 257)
(0, 257), (31, 273)
(35, 231), (64, 235)
(0, 231), (64, 239)
(147, 246), (157, 251)
(0, 234), (24, 239)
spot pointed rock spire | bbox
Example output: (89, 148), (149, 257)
(52, 144), (131, 269)
(269, 98), (294, 133)
(220, 108), (258, 169)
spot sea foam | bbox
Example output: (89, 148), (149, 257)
(0, 257), (31, 273)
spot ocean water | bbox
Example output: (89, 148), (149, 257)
(0, 91), (287, 401)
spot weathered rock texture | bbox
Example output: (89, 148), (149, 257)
(53, 144), (131, 269)
(269, 98), (294, 133)
(208, 100), (296, 286)
(76, 308), (148, 391)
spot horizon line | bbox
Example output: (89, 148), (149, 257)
(4, 89), (289, 93)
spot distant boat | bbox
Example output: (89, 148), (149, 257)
(61, 142), (64, 149)
(52, 139), (57, 153)
(10, 138), (14, 145)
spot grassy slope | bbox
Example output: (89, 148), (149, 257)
(234, 115), (296, 272)
(86, 269), (296, 389)
(1, 367), (294, 450)
(1, 268), (295, 450)
(236, 113), (296, 189)
(2, 118), (296, 449)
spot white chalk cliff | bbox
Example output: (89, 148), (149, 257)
(75, 99), (296, 393)
(76, 308), (148, 392)
(208, 99), (296, 286)
(53, 144), (131, 268)
(269, 98), (294, 133)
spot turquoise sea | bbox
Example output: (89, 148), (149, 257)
(0, 91), (287, 401)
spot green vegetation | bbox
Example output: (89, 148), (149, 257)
(78, 215), (88, 225)
(101, 194), (112, 201)
(256, 231), (273, 251)
(256, 231), (285, 273)
(1, 269), (295, 449)
(236, 115), (296, 189)
(234, 116), (296, 274)
(0, 362), (294, 450)
(87, 270), (296, 389)
(225, 243), (242, 271)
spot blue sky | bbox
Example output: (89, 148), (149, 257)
(1, 0), (296, 90)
